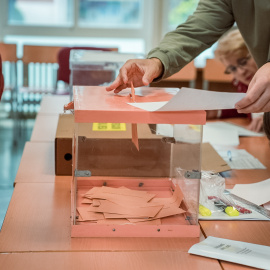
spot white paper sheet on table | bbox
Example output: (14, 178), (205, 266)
(156, 123), (240, 145)
(217, 149), (266, 169)
(188, 236), (270, 269)
(203, 125), (239, 146)
(206, 121), (264, 137)
(128, 88), (246, 111)
(232, 178), (270, 206)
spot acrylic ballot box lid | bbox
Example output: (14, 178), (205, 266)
(70, 50), (144, 70)
(73, 86), (206, 124)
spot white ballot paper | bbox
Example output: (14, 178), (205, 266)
(217, 149), (266, 169)
(203, 125), (239, 146)
(188, 236), (270, 269)
(128, 88), (246, 111)
(206, 121), (264, 137)
(232, 178), (270, 206)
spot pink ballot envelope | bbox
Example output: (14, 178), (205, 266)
(130, 82), (139, 150)
(130, 81), (136, 103)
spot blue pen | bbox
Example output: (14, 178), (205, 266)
(227, 150), (232, 161)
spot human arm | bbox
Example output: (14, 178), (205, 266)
(106, 58), (163, 93)
(107, 0), (235, 92)
(147, 0), (235, 80)
(235, 62), (270, 113)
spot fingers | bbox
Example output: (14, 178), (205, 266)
(106, 58), (163, 92)
(106, 66), (130, 92)
(106, 60), (139, 92)
(235, 79), (262, 110)
(114, 84), (129, 94)
(236, 63), (270, 113)
(142, 76), (150, 86)
(142, 68), (155, 86)
(236, 77), (270, 113)
(237, 85), (270, 113)
(106, 76), (122, 92)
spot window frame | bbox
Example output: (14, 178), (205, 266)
(1, 0), (166, 54)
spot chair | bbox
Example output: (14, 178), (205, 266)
(202, 58), (234, 91)
(18, 45), (62, 114)
(0, 43), (18, 116)
(57, 46), (118, 94)
(150, 61), (197, 88)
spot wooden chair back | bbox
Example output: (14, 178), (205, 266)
(0, 43), (17, 62)
(165, 61), (196, 82)
(21, 45), (63, 91)
(22, 45), (62, 64)
(203, 58), (233, 90)
(150, 61), (197, 88)
(0, 43), (18, 107)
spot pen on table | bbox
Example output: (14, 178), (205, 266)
(227, 150), (232, 161)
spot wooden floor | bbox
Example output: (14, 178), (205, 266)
(0, 105), (34, 229)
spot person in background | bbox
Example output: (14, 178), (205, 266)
(0, 54), (4, 100)
(106, 0), (270, 115)
(207, 29), (263, 132)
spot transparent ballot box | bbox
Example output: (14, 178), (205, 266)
(69, 50), (143, 87)
(71, 86), (206, 238)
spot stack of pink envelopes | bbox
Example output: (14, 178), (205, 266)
(77, 186), (186, 225)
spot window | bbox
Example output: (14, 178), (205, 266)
(8, 0), (73, 26)
(79, 0), (143, 28)
(2, 0), (215, 66)
(167, 0), (199, 31)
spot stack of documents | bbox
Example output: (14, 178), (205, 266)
(189, 236), (270, 269)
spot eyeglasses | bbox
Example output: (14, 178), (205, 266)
(224, 55), (252, 74)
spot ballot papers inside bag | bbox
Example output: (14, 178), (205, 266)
(71, 85), (206, 238)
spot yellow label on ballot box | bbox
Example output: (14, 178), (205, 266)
(92, 123), (126, 131)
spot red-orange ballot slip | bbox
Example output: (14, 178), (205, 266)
(130, 81), (136, 102)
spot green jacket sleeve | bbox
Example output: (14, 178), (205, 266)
(147, 0), (235, 80)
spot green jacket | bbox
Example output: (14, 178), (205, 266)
(147, 0), (270, 79)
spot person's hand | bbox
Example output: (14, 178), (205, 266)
(247, 115), (263, 132)
(235, 62), (270, 113)
(106, 58), (164, 93)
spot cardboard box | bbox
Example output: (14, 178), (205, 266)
(55, 114), (171, 176)
(55, 115), (230, 176)
(55, 114), (74, 175)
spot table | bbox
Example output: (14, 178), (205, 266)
(30, 114), (59, 142)
(14, 142), (70, 184)
(1, 96), (269, 269)
(200, 118), (270, 269)
(39, 95), (69, 115)
(210, 118), (270, 185)
(0, 251), (219, 270)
